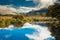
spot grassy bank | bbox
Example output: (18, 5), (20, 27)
(0, 14), (28, 27)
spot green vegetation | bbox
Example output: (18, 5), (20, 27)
(0, 14), (53, 28)
(46, 3), (60, 40)
(0, 14), (28, 27)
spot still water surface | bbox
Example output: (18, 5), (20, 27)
(0, 22), (55, 40)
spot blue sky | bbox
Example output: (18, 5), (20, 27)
(0, 0), (60, 13)
(0, 0), (37, 7)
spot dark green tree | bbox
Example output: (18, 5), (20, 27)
(46, 3), (60, 40)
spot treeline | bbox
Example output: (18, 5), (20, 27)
(0, 14), (29, 28)
(0, 14), (42, 28)
(46, 3), (60, 40)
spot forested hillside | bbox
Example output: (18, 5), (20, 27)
(46, 3), (60, 40)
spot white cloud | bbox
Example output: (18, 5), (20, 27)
(37, 0), (56, 7)
(0, 0), (58, 13)
(26, 0), (57, 5)
(26, 0), (57, 6)
(0, 5), (17, 15)
(18, 0), (57, 13)
(17, 6), (39, 13)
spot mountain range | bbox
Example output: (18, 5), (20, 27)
(22, 8), (48, 16)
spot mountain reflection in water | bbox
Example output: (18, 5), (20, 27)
(0, 22), (55, 40)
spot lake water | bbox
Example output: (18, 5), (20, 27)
(0, 22), (55, 40)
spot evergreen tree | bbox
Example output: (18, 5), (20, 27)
(46, 3), (60, 40)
